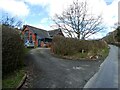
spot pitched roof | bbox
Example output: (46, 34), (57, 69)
(25, 25), (51, 39)
(23, 25), (64, 39)
(48, 28), (63, 37)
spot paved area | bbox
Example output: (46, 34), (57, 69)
(84, 45), (119, 88)
(22, 48), (104, 88)
(118, 47), (120, 89)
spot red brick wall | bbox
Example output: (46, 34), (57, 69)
(22, 27), (38, 46)
(32, 34), (38, 46)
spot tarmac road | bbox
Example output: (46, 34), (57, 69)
(84, 45), (119, 88)
(23, 48), (104, 88)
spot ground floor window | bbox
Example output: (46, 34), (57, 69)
(29, 34), (32, 43)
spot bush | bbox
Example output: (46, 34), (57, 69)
(51, 36), (108, 58)
(51, 36), (77, 55)
(2, 25), (24, 77)
(116, 26), (120, 42)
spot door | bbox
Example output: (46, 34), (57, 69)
(38, 39), (41, 47)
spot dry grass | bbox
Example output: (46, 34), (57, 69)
(51, 36), (109, 60)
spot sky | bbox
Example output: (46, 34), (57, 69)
(0, 0), (119, 39)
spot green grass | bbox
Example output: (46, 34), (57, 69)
(73, 52), (88, 59)
(2, 69), (25, 88)
(67, 46), (109, 60)
(24, 47), (32, 54)
(101, 47), (109, 59)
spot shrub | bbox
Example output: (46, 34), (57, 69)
(51, 36), (77, 55)
(2, 25), (24, 77)
(51, 36), (108, 58)
(116, 26), (120, 42)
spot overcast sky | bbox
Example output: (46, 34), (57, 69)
(0, 0), (119, 39)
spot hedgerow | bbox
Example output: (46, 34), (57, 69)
(51, 36), (108, 59)
(2, 25), (24, 77)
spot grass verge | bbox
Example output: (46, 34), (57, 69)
(2, 68), (25, 88)
(100, 47), (109, 59)
(24, 47), (33, 54)
(53, 46), (109, 60)
(110, 42), (120, 47)
(51, 36), (109, 60)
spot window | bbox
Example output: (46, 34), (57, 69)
(29, 33), (32, 43)
(24, 30), (29, 42)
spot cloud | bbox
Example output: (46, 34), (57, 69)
(24, 0), (119, 38)
(87, 32), (106, 39)
(32, 23), (52, 30)
(51, 0), (118, 38)
(40, 18), (49, 24)
(48, 0), (118, 38)
(25, 0), (118, 27)
(22, 0), (74, 16)
(4, 0), (117, 39)
(23, 0), (49, 6)
(102, 0), (118, 28)
(27, 17), (53, 30)
(0, 0), (29, 17)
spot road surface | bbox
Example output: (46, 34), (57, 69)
(84, 45), (119, 88)
(23, 48), (104, 88)
(118, 48), (120, 88)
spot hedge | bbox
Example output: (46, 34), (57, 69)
(2, 25), (24, 77)
(51, 36), (108, 57)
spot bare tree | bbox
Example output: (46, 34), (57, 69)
(1, 14), (22, 29)
(53, 0), (103, 39)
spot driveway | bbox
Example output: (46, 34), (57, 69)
(23, 48), (104, 88)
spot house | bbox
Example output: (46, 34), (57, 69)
(22, 25), (64, 47)
(48, 29), (64, 38)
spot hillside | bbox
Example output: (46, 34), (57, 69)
(102, 26), (120, 46)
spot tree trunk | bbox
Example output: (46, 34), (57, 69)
(77, 33), (80, 39)
(81, 37), (85, 40)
